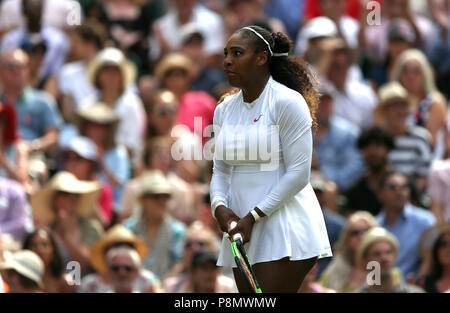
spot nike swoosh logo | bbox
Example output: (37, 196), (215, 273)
(254, 114), (263, 122)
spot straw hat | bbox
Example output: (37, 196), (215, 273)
(87, 47), (137, 90)
(357, 227), (399, 264)
(90, 224), (148, 274)
(418, 224), (450, 259)
(137, 170), (173, 198)
(154, 53), (197, 82)
(30, 171), (101, 225)
(0, 250), (44, 287)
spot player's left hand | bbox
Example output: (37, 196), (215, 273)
(228, 213), (255, 244)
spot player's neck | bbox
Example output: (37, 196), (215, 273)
(241, 74), (269, 103)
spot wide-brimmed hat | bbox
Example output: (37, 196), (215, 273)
(0, 250), (44, 288)
(357, 227), (399, 264)
(137, 170), (173, 198)
(87, 47), (136, 90)
(30, 171), (101, 225)
(418, 224), (450, 258)
(90, 224), (148, 274)
(154, 53), (197, 82)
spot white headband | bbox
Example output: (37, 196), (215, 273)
(241, 27), (288, 57)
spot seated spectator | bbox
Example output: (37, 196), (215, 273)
(145, 90), (179, 138)
(0, 49), (62, 153)
(30, 171), (103, 272)
(421, 224), (450, 293)
(323, 41), (377, 130)
(154, 52), (216, 146)
(356, 227), (424, 293)
(175, 249), (236, 293)
(0, 177), (28, 241)
(149, 0), (225, 64)
(391, 49), (448, 160)
(20, 35), (58, 101)
(313, 82), (364, 191)
(367, 18), (416, 89)
(428, 158), (450, 224)
(310, 171), (346, 277)
(318, 211), (380, 292)
(81, 246), (155, 293)
(374, 81), (432, 195)
(123, 170), (186, 280)
(58, 20), (106, 113)
(178, 23), (226, 95)
(163, 221), (234, 292)
(22, 227), (76, 292)
(71, 104), (130, 214)
(119, 137), (197, 226)
(61, 136), (114, 228)
(83, 47), (146, 164)
(0, 249), (44, 293)
(345, 127), (395, 216)
(376, 170), (436, 279)
(223, 0), (286, 35)
(298, 263), (336, 293)
(359, 0), (434, 66)
(81, 224), (162, 293)
(0, 0), (69, 78)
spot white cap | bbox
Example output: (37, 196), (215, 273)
(295, 17), (338, 56)
(66, 136), (98, 162)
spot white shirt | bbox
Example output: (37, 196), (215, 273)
(149, 4), (225, 60)
(58, 60), (97, 111)
(210, 77), (332, 267)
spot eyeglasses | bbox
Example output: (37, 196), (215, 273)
(438, 240), (450, 248)
(3, 62), (27, 70)
(185, 240), (207, 249)
(349, 228), (370, 237)
(385, 183), (409, 191)
(154, 107), (177, 116)
(109, 265), (135, 273)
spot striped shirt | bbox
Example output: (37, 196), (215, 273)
(387, 126), (432, 177)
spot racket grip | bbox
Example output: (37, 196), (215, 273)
(229, 221), (243, 242)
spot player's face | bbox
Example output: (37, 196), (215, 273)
(223, 33), (260, 88)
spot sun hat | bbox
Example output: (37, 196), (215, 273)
(154, 53), (197, 82)
(418, 224), (450, 259)
(30, 171), (101, 225)
(64, 136), (98, 162)
(377, 81), (410, 107)
(137, 170), (173, 198)
(87, 47), (137, 90)
(388, 18), (416, 43)
(0, 250), (44, 287)
(90, 224), (148, 274)
(303, 17), (338, 41)
(357, 227), (399, 264)
(179, 23), (204, 45)
(76, 102), (120, 125)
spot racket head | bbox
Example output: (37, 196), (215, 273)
(231, 240), (262, 293)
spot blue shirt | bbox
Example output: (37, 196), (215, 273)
(314, 116), (365, 191)
(376, 203), (436, 278)
(2, 88), (62, 141)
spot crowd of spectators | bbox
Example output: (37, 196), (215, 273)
(0, 0), (450, 293)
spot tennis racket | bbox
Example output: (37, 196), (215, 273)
(229, 221), (262, 293)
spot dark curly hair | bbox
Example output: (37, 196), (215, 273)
(237, 25), (319, 126)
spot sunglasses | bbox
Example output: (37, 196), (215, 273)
(3, 62), (27, 70)
(438, 240), (450, 248)
(385, 183), (409, 191)
(349, 228), (370, 237)
(110, 265), (135, 273)
(154, 107), (177, 116)
(185, 240), (207, 249)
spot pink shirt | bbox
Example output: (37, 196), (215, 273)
(428, 160), (450, 222)
(176, 91), (216, 146)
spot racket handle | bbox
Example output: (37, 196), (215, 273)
(229, 221), (243, 242)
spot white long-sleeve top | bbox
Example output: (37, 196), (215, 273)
(210, 77), (331, 267)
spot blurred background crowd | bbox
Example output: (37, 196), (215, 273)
(0, 0), (450, 293)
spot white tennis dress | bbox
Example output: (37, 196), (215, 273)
(210, 76), (332, 267)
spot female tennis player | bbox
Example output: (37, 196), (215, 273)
(210, 25), (332, 293)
